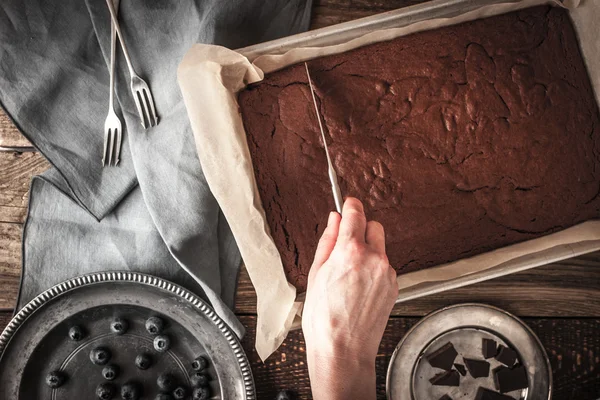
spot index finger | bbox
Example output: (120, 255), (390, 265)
(338, 197), (367, 242)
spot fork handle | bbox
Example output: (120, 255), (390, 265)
(108, 0), (118, 110)
(105, 0), (136, 77)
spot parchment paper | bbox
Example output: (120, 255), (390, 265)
(178, 0), (600, 360)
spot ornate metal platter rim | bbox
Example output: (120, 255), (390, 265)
(0, 271), (255, 400)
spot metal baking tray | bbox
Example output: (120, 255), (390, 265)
(233, 0), (600, 305)
(237, 0), (519, 60)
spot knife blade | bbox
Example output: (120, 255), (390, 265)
(305, 62), (344, 213)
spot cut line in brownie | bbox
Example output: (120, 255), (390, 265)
(239, 6), (600, 292)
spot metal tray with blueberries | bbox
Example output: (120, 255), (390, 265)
(0, 272), (255, 400)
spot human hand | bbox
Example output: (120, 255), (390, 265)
(302, 197), (398, 400)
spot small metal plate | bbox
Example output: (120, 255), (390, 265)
(0, 272), (255, 399)
(387, 304), (551, 400)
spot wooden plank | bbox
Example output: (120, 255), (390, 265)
(311, 0), (427, 29)
(238, 315), (600, 400)
(235, 253), (600, 317)
(0, 151), (49, 224)
(0, 224), (21, 310)
(0, 108), (31, 148)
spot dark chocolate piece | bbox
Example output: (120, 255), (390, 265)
(495, 345), (518, 367)
(494, 364), (528, 393)
(439, 396), (453, 400)
(454, 363), (467, 376)
(429, 370), (460, 387)
(482, 338), (498, 359)
(426, 342), (458, 371)
(474, 387), (515, 400)
(464, 358), (490, 378)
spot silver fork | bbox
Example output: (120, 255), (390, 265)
(103, 0), (122, 167)
(105, 0), (159, 129)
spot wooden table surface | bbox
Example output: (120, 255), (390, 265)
(1, 0), (600, 398)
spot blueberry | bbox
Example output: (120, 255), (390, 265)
(153, 334), (171, 352)
(192, 386), (211, 400)
(110, 318), (129, 335)
(45, 370), (66, 388)
(121, 382), (141, 400)
(68, 325), (85, 341)
(157, 373), (176, 392)
(190, 372), (209, 387)
(191, 356), (208, 372)
(96, 382), (115, 399)
(172, 386), (188, 400)
(90, 347), (112, 365)
(102, 364), (119, 381)
(135, 353), (152, 370)
(276, 390), (295, 400)
(145, 316), (165, 335)
(155, 395), (174, 400)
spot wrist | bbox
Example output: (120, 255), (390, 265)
(307, 349), (376, 400)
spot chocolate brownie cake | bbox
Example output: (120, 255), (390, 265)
(238, 6), (600, 292)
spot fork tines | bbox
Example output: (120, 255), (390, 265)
(131, 76), (158, 129)
(102, 119), (122, 167)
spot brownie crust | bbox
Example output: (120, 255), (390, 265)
(239, 6), (600, 292)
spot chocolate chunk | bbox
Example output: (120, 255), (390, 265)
(439, 396), (453, 400)
(474, 387), (515, 400)
(495, 345), (518, 367)
(429, 370), (460, 387)
(454, 363), (467, 376)
(482, 338), (497, 359)
(426, 342), (458, 370)
(464, 358), (490, 378)
(494, 364), (528, 393)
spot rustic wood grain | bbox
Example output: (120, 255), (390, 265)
(0, 108), (31, 148)
(235, 254), (600, 317)
(0, 152), (49, 224)
(0, 222), (598, 313)
(0, 224), (22, 309)
(238, 315), (600, 400)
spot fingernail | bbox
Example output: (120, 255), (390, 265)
(327, 211), (336, 227)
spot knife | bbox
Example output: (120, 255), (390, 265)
(305, 62), (344, 213)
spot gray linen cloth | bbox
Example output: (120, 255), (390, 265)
(0, 0), (312, 336)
